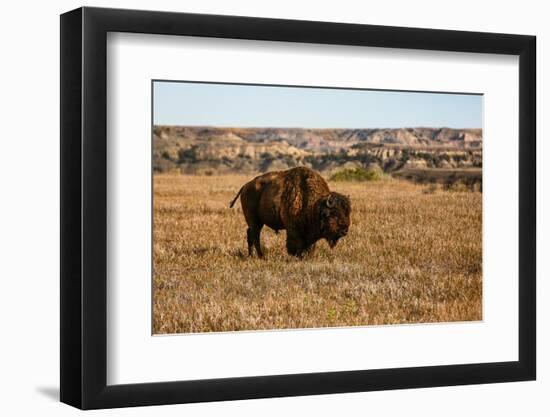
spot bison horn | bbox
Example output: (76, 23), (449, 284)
(326, 194), (334, 208)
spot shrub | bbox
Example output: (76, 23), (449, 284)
(153, 156), (177, 173)
(178, 146), (198, 163)
(330, 167), (383, 182)
(445, 180), (469, 192)
(423, 183), (439, 194)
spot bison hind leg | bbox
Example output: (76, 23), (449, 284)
(253, 226), (264, 258)
(246, 228), (254, 257)
(247, 226), (264, 258)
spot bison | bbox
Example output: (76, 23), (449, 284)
(229, 166), (351, 258)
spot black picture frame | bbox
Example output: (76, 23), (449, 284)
(60, 6), (536, 410)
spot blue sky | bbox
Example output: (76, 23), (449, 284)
(153, 81), (482, 129)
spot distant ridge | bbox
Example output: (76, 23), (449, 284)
(155, 126), (482, 150)
(153, 126), (482, 174)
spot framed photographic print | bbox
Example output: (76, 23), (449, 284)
(60, 6), (536, 409)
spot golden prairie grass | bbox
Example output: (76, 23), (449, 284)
(153, 174), (482, 334)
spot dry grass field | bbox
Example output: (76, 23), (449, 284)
(153, 174), (482, 334)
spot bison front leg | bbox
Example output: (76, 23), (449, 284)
(286, 231), (306, 258)
(304, 242), (316, 257)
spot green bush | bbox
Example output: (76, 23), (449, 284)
(445, 179), (469, 192)
(422, 183), (440, 194)
(330, 167), (383, 182)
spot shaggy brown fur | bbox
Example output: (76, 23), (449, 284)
(229, 167), (351, 258)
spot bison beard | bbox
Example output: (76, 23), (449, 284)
(229, 167), (351, 258)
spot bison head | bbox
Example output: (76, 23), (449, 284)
(319, 192), (351, 248)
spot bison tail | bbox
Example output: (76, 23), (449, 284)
(229, 186), (244, 208)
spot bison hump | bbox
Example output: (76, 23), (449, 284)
(281, 167), (329, 221)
